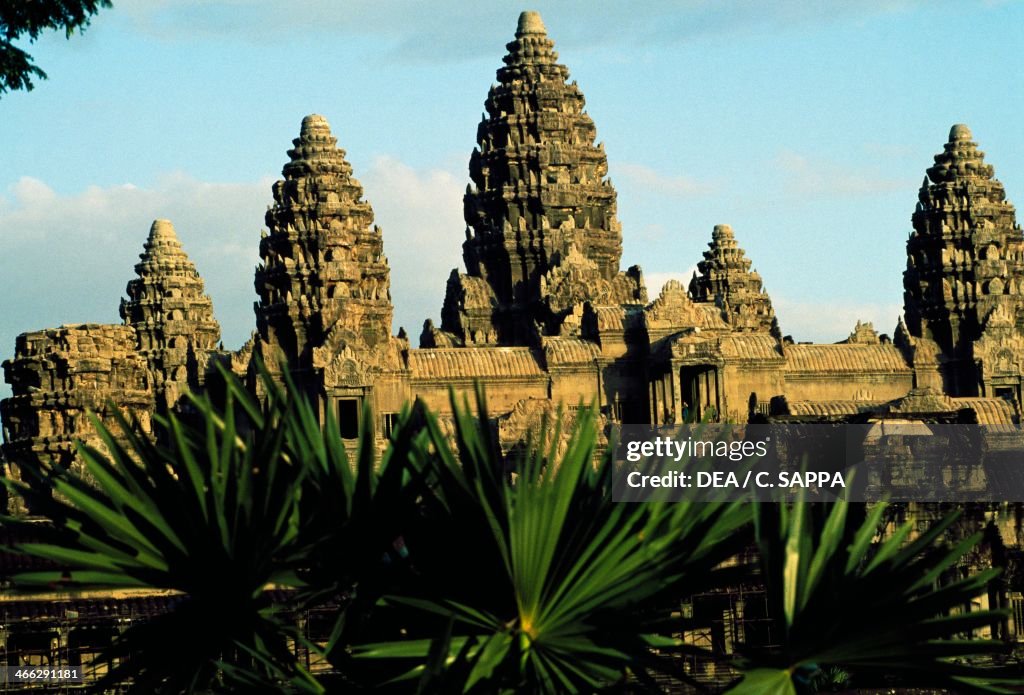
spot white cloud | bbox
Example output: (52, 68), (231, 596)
(110, 1), (947, 61)
(0, 174), (271, 246)
(0, 157), (470, 397)
(777, 150), (914, 199)
(773, 296), (903, 343)
(360, 155), (466, 334)
(615, 163), (715, 199)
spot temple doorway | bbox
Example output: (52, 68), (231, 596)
(680, 365), (720, 422)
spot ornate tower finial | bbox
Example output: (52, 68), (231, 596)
(148, 218), (178, 242)
(924, 123), (994, 184)
(949, 123), (972, 142)
(516, 10), (546, 36)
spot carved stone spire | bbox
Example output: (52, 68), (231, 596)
(255, 114), (393, 381)
(456, 11), (637, 344)
(120, 219), (221, 407)
(692, 224), (779, 337)
(903, 124), (1024, 394)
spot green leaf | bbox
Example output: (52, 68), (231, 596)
(727, 668), (797, 695)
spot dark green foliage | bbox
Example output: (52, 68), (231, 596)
(729, 496), (1020, 694)
(2, 363), (315, 691)
(1, 366), (1019, 693)
(0, 363), (440, 693)
(0, 0), (112, 95)
(348, 389), (753, 692)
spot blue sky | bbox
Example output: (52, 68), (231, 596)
(2, 1), (1023, 398)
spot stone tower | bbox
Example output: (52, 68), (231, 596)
(445, 10), (643, 345)
(903, 124), (1024, 396)
(690, 224), (780, 337)
(120, 219), (221, 408)
(254, 114), (396, 396)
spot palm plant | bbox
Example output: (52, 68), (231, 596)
(1, 362), (433, 693)
(729, 495), (1022, 694)
(347, 389), (754, 693)
(3, 368), (1021, 694)
(2, 363), (311, 691)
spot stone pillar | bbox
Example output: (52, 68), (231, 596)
(715, 368), (726, 421)
(670, 365), (681, 423)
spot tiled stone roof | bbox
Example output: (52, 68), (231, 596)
(542, 337), (600, 365)
(786, 400), (886, 417)
(784, 344), (910, 373)
(954, 397), (1017, 425)
(718, 334), (784, 361)
(408, 347), (545, 380)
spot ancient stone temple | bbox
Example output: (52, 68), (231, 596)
(5, 9), (1024, 685)
(1, 220), (226, 496)
(690, 224), (780, 338)
(120, 219), (221, 410)
(5, 11), (1024, 485)
(253, 114), (406, 418)
(438, 10), (644, 347)
(0, 326), (154, 496)
(903, 123), (1024, 401)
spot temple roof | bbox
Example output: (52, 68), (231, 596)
(460, 10), (624, 322)
(585, 305), (647, 333)
(784, 344), (910, 373)
(904, 123), (1021, 355)
(122, 219), (220, 343)
(880, 390), (1015, 425)
(542, 337), (601, 365)
(718, 334), (784, 361)
(953, 397), (1017, 425)
(691, 224), (778, 336)
(408, 347), (546, 380)
(257, 114), (393, 361)
(786, 400), (886, 418)
(783, 395), (1015, 425)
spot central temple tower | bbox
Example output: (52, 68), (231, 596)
(433, 10), (644, 346)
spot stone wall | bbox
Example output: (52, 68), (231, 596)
(1, 324), (154, 511)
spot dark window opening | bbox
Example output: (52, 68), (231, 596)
(338, 399), (360, 439)
(996, 387), (1016, 402)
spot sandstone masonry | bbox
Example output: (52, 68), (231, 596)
(4, 11), (1024, 501)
